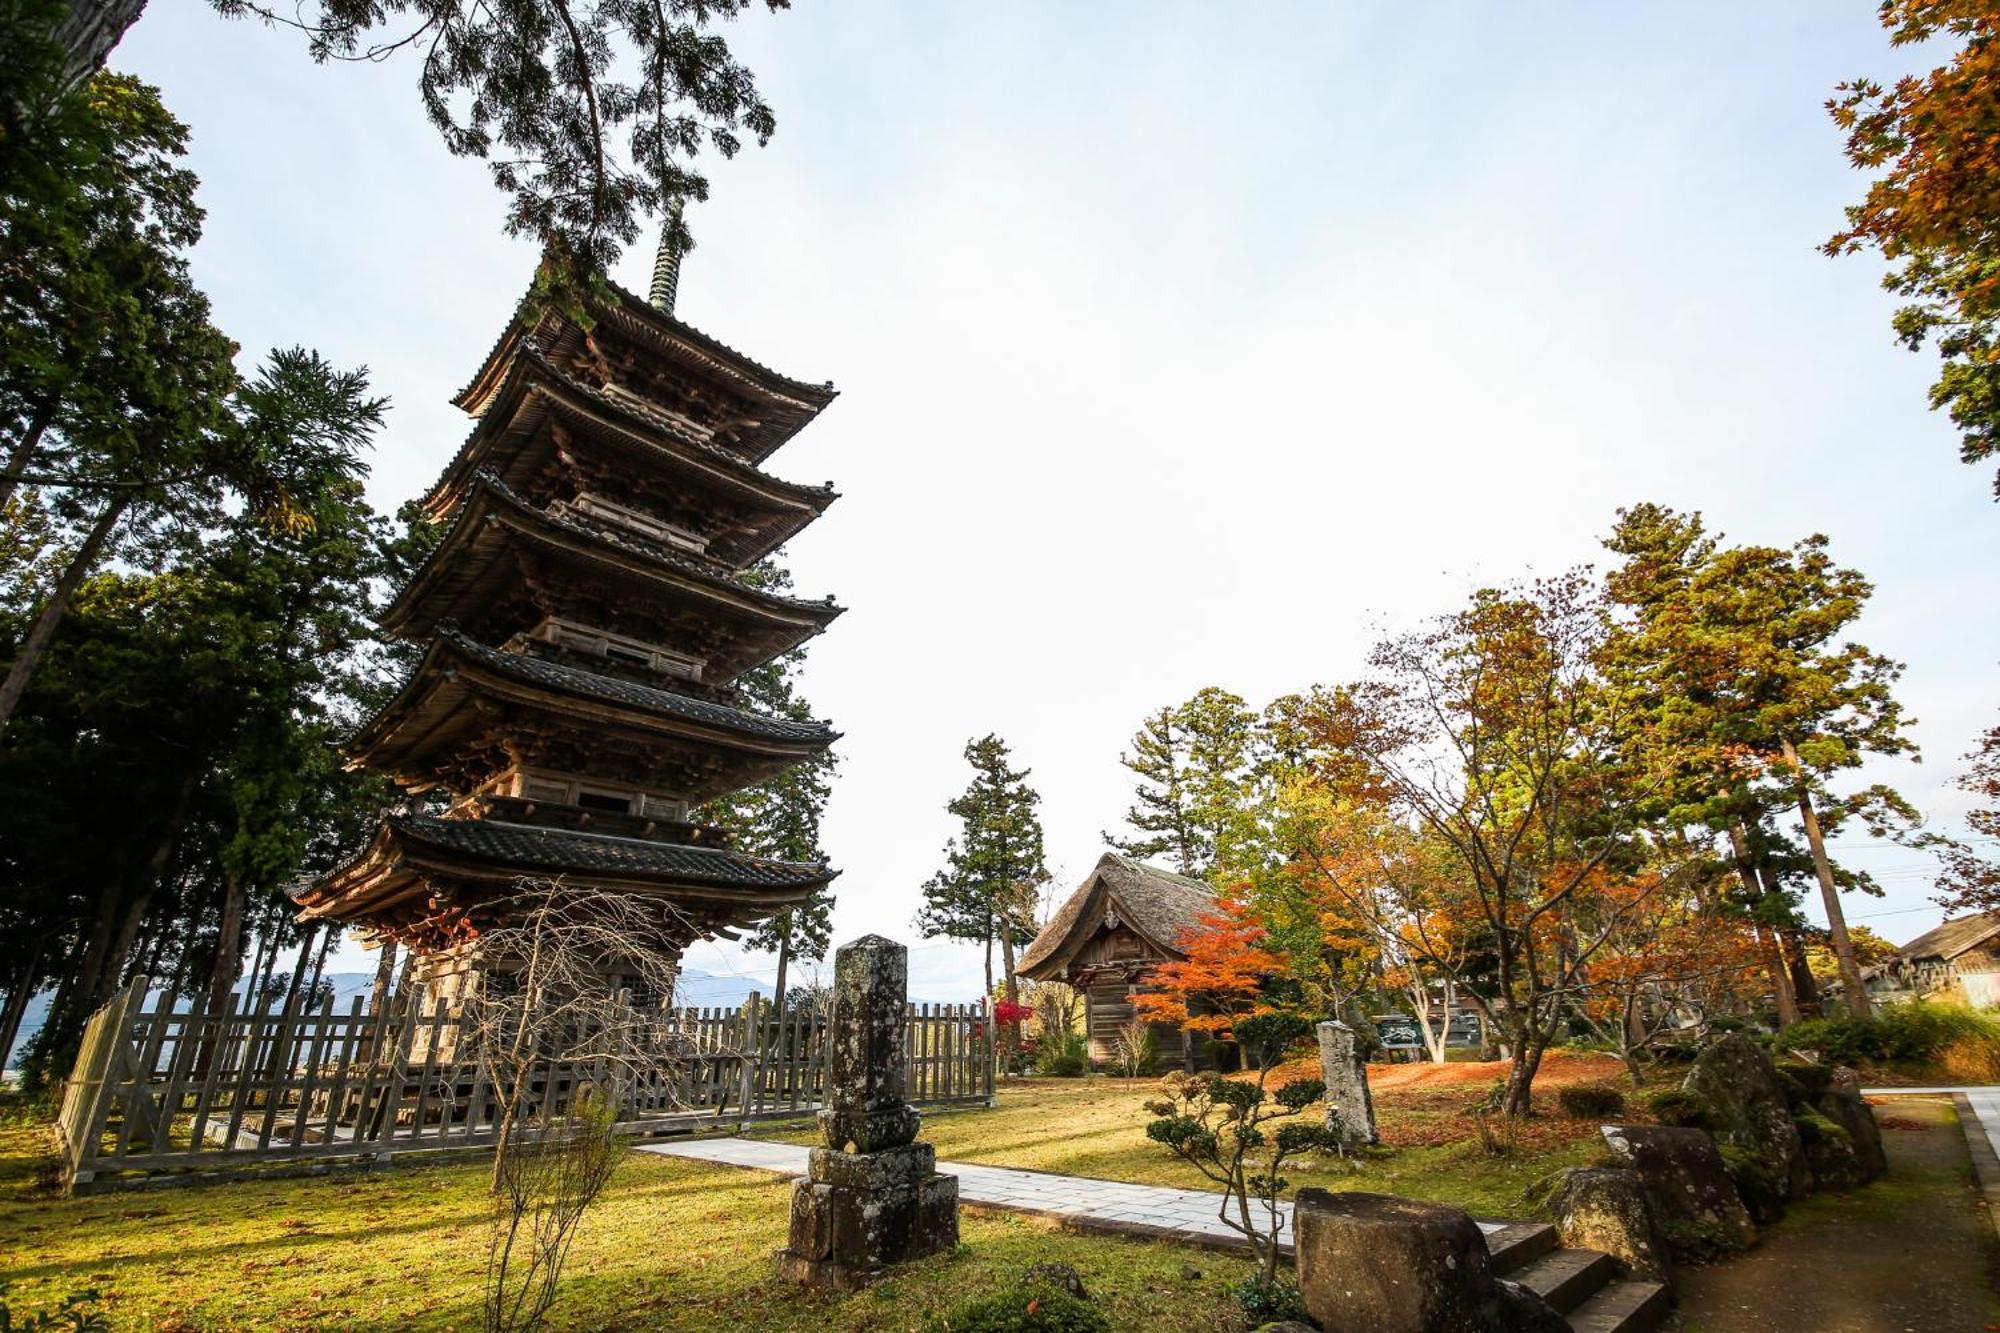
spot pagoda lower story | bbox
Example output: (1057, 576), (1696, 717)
(294, 242), (843, 997)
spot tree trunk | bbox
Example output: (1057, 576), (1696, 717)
(1502, 1029), (1547, 1117)
(0, 397), (55, 512)
(1783, 927), (1823, 1018)
(363, 939), (398, 1059)
(61, 888), (121, 1034)
(771, 914), (792, 1016)
(1411, 972), (1449, 1064)
(280, 923), (320, 1019)
(0, 492), (129, 733)
(998, 905), (1021, 1075)
(305, 927), (337, 1009)
(94, 887), (153, 1009)
(51, 0), (149, 92)
(1783, 739), (1871, 1018)
(1730, 823), (1800, 1026)
(982, 925), (994, 1007)
(0, 943), (44, 1074)
(205, 871), (246, 1020)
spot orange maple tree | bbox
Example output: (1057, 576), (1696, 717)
(1827, 0), (2000, 495)
(1132, 894), (1287, 1039)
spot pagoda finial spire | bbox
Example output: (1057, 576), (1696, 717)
(649, 198), (686, 316)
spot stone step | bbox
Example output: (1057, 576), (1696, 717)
(1510, 1246), (1618, 1314)
(1563, 1278), (1672, 1333)
(1486, 1221), (1560, 1275)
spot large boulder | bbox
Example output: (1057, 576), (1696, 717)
(1682, 1033), (1809, 1201)
(1542, 1166), (1672, 1284)
(1811, 1067), (1888, 1189)
(1600, 1124), (1757, 1259)
(1292, 1190), (1566, 1333)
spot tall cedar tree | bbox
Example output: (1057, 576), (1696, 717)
(0, 353), (393, 1073)
(0, 62), (379, 731)
(1105, 687), (1268, 885)
(915, 735), (1048, 1011)
(41, 0), (789, 275)
(698, 560), (835, 1014)
(1827, 0), (2000, 498)
(1602, 505), (1919, 1017)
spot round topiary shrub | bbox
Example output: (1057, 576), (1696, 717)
(925, 1284), (1111, 1333)
(1557, 1082), (1627, 1119)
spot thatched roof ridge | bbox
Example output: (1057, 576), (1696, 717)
(1016, 852), (1217, 981)
(1898, 911), (2000, 964)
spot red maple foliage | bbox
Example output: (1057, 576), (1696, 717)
(1132, 894), (1286, 1037)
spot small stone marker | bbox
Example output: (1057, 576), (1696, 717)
(1316, 1020), (1378, 1147)
(775, 935), (959, 1291)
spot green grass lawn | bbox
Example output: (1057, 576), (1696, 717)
(0, 1071), (1604, 1331)
(0, 1105), (1253, 1332)
(762, 1076), (1605, 1220)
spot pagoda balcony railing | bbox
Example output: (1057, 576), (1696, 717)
(461, 794), (729, 847)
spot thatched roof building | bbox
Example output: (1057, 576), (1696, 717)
(1017, 853), (1218, 1069)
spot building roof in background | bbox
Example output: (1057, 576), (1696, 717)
(1898, 911), (2000, 964)
(1017, 852), (1217, 980)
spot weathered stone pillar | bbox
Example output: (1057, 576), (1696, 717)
(1317, 1020), (1378, 1147)
(775, 935), (959, 1291)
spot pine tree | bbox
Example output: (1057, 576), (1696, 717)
(1603, 504), (1920, 1018)
(915, 735), (1047, 1009)
(1105, 688), (1268, 884)
(1103, 706), (1197, 870)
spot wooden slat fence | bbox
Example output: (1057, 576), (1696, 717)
(54, 977), (992, 1193)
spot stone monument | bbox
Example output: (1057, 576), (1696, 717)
(775, 935), (959, 1290)
(1317, 1020), (1379, 1148)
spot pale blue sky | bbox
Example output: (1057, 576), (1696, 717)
(112, 4), (1999, 999)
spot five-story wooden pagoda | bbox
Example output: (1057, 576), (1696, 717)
(293, 240), (843, 986)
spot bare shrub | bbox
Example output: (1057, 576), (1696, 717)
(462, 880), (689, 1333)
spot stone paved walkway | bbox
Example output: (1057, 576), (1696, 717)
(639, 1136), (1505, 1254)
(1864, 1084), (2000, 1235)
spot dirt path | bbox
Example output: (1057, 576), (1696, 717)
(1669, 1096), (2000, 1332)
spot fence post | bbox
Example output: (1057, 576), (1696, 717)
(982, 995), (996, 1105)
(733, 994), (760, 1131)
(55, 974), (148, 1193)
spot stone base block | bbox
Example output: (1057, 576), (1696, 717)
(776, 1169), (959, 1290)
(817, 1101), (922, 1154)
(808, 1141), (936, 1190)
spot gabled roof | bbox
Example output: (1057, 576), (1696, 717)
(380, 472), (842, 676)
(1016, 852), (1218, 981)
(1898, 912), (2000, 964)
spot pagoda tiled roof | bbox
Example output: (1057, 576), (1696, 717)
(385, 814), (836, 889)
(382, 471), (843, 646)
(432, 630), (836, 743)
(451, 284), (835, 463)
(604, 282), (837, 406)
(431, 347), (837, 529)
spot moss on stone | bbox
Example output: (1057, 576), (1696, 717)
(1794, 1110), (1850, 1149)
